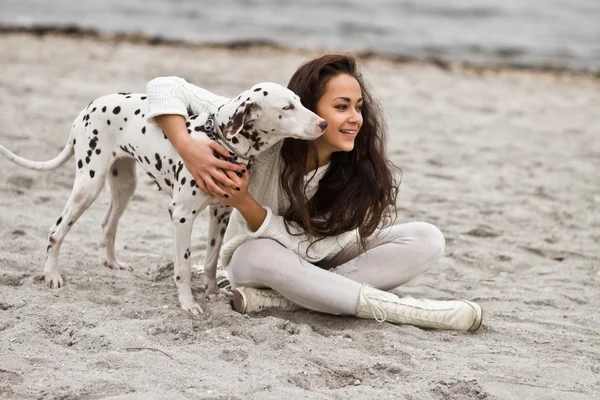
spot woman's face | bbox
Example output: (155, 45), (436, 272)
(313, 73), (363, 159)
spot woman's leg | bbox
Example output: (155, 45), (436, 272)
(228, 238), (361, 315)
(324, 222), (445, 291)
(228, 222), (445, 314)
(228, 224), (482, 331)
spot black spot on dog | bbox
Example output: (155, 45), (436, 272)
(220, 228), (226, 237)
(112, 106), (121, 115)
(90, 170), (96, 178)
(112, 151), (116, 157)
(254, 87), (261, 92)
(278, 115), (282, 119)
(124, 117), (128, 122)
(168, 159), (173, 165)
(134, 109), (141, 115)
(190, 180), (196, 187)
(180, 218), (186, 224)
(89, 137), (98, 149)
(192, 190), (196, 196)
(85, 157), (90, 164)
(93, 129), (98, 135)
(176, 275), (180, 281)
(68, 221), (73, 226)
(73, 138), (76, 145)
(164, 178), (172, 187)
(141, 126), (146, 134)
(213, 209), (218, 217)
(210, 239), (216, 246)
(78, 160), (83, 169)
(141, 96), (147, 100)
(174, 163), (183, 181)
(232, 137), (239, 144)
(263, 91), (268, 96)
(107, 120), (111, 125)
(181, 177), (186, 185)
(154, 153), (162, 171)
(102, 106), (107, 113)
(95, 149), (101, 155)
(144, 156), (150, 164)
(56, 217), (63, 226)
(87, 150), (92, 157)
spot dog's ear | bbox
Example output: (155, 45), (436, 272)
(222, 102), (262, 138)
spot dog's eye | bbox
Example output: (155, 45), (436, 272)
(282, 104), (295, 111)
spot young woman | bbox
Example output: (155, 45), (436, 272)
(146, 54), (482, 331)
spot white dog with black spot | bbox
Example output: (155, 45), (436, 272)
(0, 82), (327, 315)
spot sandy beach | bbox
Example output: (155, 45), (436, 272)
(0, 32), (599, 399)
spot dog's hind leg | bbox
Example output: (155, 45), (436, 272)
(204, 204), (232, 299)
(101, 158), (137, 271)
(45, 171), (108, 288)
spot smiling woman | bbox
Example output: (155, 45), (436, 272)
(149, 53), (483, 332)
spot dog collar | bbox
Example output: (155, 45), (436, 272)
(205, 114), (252, 163)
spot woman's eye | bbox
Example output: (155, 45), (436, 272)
(335, 104), (347, 110)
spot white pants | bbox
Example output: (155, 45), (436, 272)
(228, 222), (445, 315)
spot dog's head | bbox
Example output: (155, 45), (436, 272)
(217, 82), (327, 155)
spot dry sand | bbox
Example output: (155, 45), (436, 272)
(0, 33), (599, 400)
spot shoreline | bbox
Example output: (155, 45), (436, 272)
(2, 23), (599, 80)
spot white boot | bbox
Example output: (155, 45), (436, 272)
(232, 287), (302, 314)
(356, 285), (482, 331)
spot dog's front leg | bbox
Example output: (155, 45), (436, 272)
(204, 204), (232, 299)
(169, 202), (202, 316)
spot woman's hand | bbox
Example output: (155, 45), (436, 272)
(214, 168), (252, 208)
(155, 114), (246, 197)
(215, 169), (268, 232)
(177, 139), (247, 197)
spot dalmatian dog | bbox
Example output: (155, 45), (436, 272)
(0, 82), (327, 315)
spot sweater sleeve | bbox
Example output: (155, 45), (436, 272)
(242, 206), (359, 262)
(145, 76), (229, 125)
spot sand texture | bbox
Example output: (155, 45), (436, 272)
(1, 33), (599, 399)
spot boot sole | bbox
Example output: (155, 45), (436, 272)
(231, 289), (247, 314)
(463, 301), (483, 331)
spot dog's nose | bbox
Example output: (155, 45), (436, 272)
(318, 120), (328, 130)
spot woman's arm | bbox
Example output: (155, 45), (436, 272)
(146, 76), (245, 196)
(217, 171), (357, 261)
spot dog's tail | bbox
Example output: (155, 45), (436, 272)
(0, 137), (74, 171)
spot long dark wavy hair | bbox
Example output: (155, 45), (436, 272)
(281, 54), (400, 249)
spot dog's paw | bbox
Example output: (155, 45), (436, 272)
(181, 302), (204, 316)
(104, 260), (133, 271)
(45, 273), (64, 289)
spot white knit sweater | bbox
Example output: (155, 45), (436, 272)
(146, 77), (359, 266)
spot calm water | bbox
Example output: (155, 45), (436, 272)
(2, 0), (599, 70)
